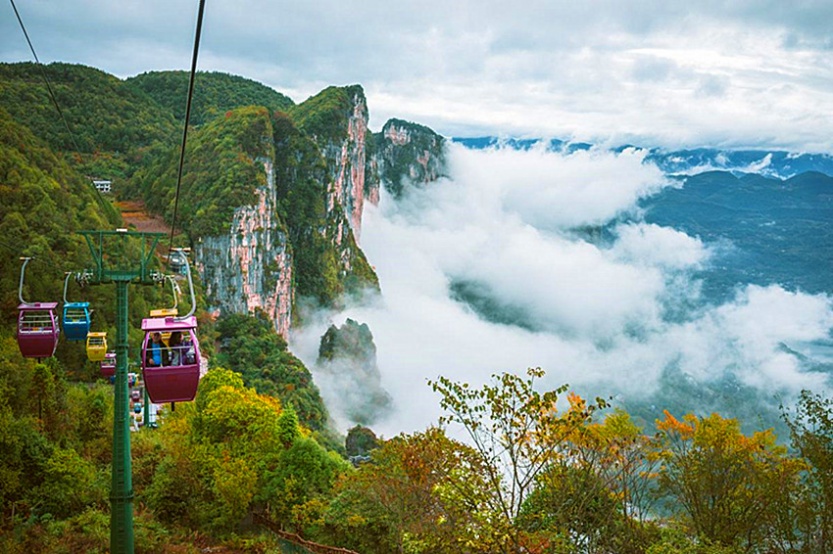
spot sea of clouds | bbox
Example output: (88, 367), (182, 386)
(292, 143), (833, 437)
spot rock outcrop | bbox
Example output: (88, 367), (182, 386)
(316, 318), (392, 426)
(195, 158), (293, 337)
(372, 118), (448, 199)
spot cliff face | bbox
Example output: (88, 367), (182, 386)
(286, 86), (380, 306)
(184, 92), (448, 337)
(326, 90), (369, 239)
(195, 158), (293, 337)
(372, 118), (448, 199)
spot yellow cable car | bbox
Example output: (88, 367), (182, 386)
(86, 331), (107, 362)
(150, 308), (178, 342)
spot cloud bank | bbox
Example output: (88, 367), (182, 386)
(292, 144), (833, 436)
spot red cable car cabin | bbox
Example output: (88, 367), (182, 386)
(100, 351), (116, 378)
(141, 316), (201, 404)
(17, 302), (59, 359)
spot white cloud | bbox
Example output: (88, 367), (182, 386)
(291, 146), (833, 436)
(610, 223), (710, 270)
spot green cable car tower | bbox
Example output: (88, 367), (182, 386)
(80, 229), (165, 554)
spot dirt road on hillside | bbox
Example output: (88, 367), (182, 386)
(116, 200), (172, 235)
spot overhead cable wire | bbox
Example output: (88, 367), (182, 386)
(168, 0), (207, 256)
(10, 0), (112, 210)
(9, 0), (82, 153)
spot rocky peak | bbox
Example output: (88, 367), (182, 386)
(373, 118), (448, 198)
(315, 318), (392, 426)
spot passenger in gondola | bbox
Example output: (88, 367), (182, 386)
(182, 333), (196, 365)
(147, 332), (168, 366)
(168, 331), (183, 366)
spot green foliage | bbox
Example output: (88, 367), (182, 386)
(127, 70), (294, 126)
(194, 365), (245, 413)
(323, 427), (486, 554)
(278, 404), (301, 448)
(147, 373), (281, 532)
(145, 365), (345, 536)
(782, 390), (833, 553)
(0, 107), (118, 318)
(213, 312), (330, 432)
(654, 411), (803, 551)
(27, 446), (104, 519)
(262, 436), (349, 532)
(288, 85), (363, 145)
(646, 528), (744, 554)
(0, 62), (178, 183)
(136, 105), (273, 237)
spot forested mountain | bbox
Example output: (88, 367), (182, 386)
(3, 61), (833, 554)
(0, 106), (125, 336)
(0, 62), (179, 182)
(642, 170), (833, 301)
(127, 70), (294, 126)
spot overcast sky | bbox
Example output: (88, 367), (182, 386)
(3, 0), (833, 151)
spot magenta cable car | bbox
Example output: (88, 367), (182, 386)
(16, 258), (59, 360)
(17, 302), (60, 359)
(100, 351), (116, 378)
(141, 316), (200, 404)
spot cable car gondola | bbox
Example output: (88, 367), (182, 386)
(86, 331), (107, 362)
(141, 316), (201, 403)
(141, 250), (201, 404)
(16, 258), (59, 359)
(62, 271), (91, 341)
(100, 351), (116, 378)
(168, 249), (187, 275)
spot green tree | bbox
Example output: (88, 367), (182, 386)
(262, 436), (348, 533)
(782, 390), (833, 553)
(429, 368), (607, 554)
(653, 411), (803, 551)
(324, 427), (484, 554)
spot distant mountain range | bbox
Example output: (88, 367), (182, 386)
(453, 136), (833, 301)
(641, 170), (833, 302)
(451, 137), (833, 180)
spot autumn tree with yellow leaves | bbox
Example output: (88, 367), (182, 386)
(653, 411), (804, 551)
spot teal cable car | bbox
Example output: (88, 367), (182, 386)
(62, 272), (91, 341)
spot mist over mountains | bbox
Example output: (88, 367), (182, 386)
(296, 140), (833, 437)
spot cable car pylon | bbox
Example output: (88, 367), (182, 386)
(79, 229), (165, 554)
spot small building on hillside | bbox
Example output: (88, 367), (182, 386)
(93, 180), (112, 193)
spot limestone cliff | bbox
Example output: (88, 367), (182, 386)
(153, 89), (448, 338)
(287, 86), (379, 306)
(195, 158), (293, 337)
(372, 118), (448, 199)
(325, 88), (370, 239)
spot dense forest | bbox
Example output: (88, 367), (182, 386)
(1, 61), (832, 553)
